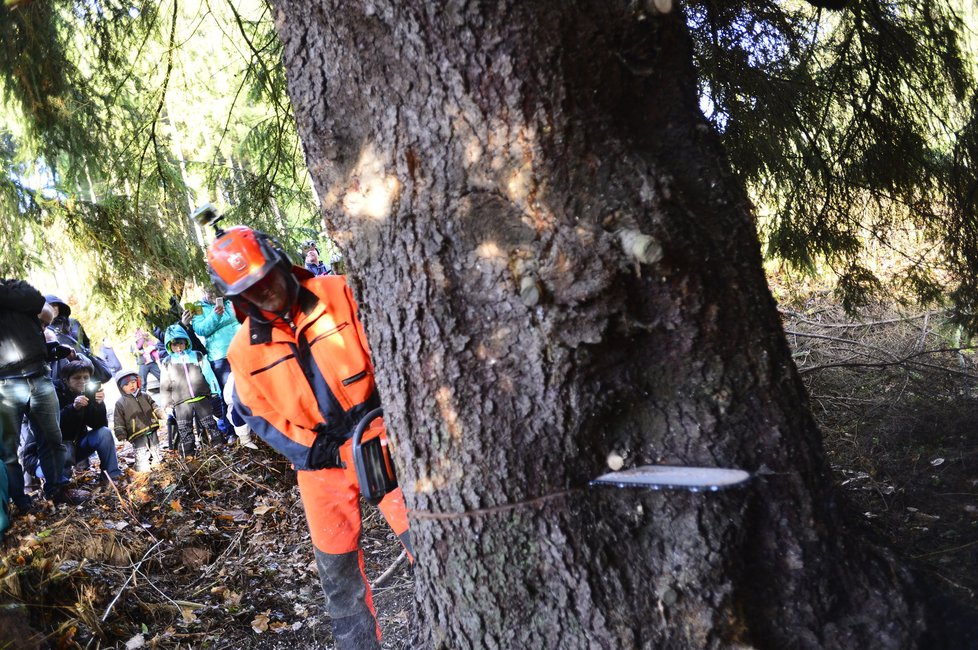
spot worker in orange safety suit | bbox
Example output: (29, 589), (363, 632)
(207, 225), (412, 650)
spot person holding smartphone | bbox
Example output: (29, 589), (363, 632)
(189, 289), (241, 442)
(54, 359), (122, 485)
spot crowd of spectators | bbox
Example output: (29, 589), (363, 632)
(0, 278), (256, 541)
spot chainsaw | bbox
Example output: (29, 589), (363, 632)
(351, 407), (399, 504)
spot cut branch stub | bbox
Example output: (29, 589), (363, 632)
(520, 275), (541, 307)
(514, 258), (542, 306)
(649, 0), (673, 15)
(618, 229), (663, 265)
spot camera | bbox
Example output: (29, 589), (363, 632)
(84, 380), (101, 400)
(46, 341), (74, 361)
(191, 203), (222, 227)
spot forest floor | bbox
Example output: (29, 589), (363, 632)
(1, 297), (977, 649)
(0, 445), (413, 650)
(783, 297), (978, 616)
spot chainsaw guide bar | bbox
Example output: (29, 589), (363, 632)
(590, 465), (752, 492)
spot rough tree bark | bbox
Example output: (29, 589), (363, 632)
(269, 1), (945, 648)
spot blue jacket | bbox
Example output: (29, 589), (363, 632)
(191, 301), (240, 362)
(305, 261), (331, 276)
(160, 324), (220, 408)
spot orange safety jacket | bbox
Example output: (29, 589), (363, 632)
(227, 271), (381, 470)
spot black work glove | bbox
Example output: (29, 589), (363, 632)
(307, 423), (346, 470)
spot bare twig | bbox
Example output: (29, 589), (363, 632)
(371, 550), (407, 589)
(915, 311), (931, 353)
(105, 474), (159, 543)
(787, 328), (978, 378)
(101, 539), (165, 622)
(134, 567), (187, 611)
(911, 539), (978, 560)
(210, 455), (276, 493)
(799, 357), (978, 379)
(780, 309), (932, 328)
(188, 527), (247, 593)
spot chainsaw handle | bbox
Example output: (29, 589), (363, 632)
(352, 407), (384, 448)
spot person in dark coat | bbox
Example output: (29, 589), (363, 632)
(55, 360), (122, 483)
(0, 280), (75, 509)
(45, 294), (111, 383)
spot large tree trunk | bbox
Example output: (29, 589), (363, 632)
(270, 2), (931, 647)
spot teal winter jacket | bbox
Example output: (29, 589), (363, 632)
(191, 300), (240, 362)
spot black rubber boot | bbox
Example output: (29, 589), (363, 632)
(314, 548), (381, 650)
(332, 613), (381, 650)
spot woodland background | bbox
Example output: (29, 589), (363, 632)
(2, 1), (978, 647)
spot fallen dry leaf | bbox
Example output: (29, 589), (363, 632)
(212, 586), (243, 605)
(170, 499), (183, 512)
(132, 487), (153, 504)
(252, 612), (270, 633)
(181, 547), (212, 569)
(223, 509), (249, 522)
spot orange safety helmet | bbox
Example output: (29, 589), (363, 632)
(207, 226), (290, 296)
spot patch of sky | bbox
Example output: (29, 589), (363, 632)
(686, 5), (823, 133)
(10, 159), (63, 203)
(72, 0), (140, 21)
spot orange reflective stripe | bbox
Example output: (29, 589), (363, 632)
(377, 488), (409, 539)
(355, 548), (380, 641)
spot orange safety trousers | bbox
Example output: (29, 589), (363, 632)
(295, 425), (411, 642)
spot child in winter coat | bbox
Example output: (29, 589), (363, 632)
(112, 369), (165, 472)
(159, 324), (222, 456)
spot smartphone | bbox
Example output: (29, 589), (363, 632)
(215, 297), (224, 309)
(84, 380), (101, 400)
